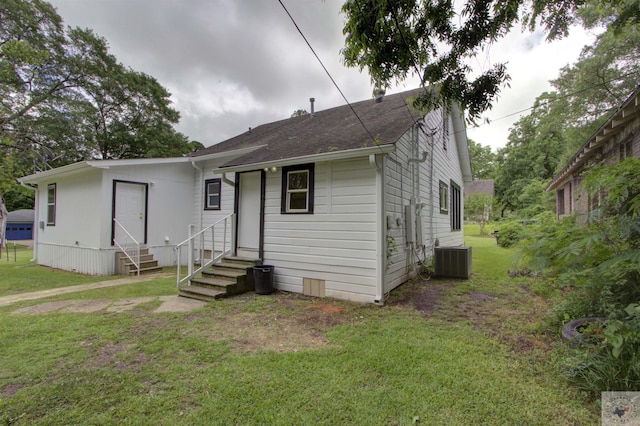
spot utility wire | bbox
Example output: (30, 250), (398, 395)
(470, 71), (640, 129)
(276, 0), (379, 145)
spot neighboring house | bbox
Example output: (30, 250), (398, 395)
(20, 88), (472, 304)
(463, 179), (494, 223)
(464, 179), (494, 198)
(548, 85), (640, 224)
(5, 209), (35, 240)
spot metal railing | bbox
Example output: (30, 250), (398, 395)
(113, 218), (141, 276)
(175, 213), (235, 289)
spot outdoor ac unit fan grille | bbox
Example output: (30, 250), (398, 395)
(434, 246), (472, 279)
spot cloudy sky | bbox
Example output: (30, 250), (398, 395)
(49, 0), (594, 151)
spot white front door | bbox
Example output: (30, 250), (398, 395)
(237, 171), (261, 259)
(113, 181), (146, 245)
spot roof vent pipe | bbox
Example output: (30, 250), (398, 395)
(310, 98), (315, 117)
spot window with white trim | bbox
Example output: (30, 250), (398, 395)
(204, 178), (221, 210)
(281, 164), (314, 214)
(47, 183), (56, 226)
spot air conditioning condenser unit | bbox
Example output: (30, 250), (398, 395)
(434, 246), (472, 279)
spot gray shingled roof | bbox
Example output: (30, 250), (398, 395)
(464, 179), (494, 197)
(192, 88), (425, 168)
(7, 209), (34, 223)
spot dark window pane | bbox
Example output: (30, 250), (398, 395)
(289, 192), (307, 210)
(208, 194), (220, 208)
(288, 171), (307, 190)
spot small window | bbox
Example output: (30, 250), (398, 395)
(557, 189), (565, 215)
(204, 178), (221, 210)
(281, 164), (314, 214)
(439, 181), (449, 214)
(620, 140), (633, 160)
(450, 181), (461, 231)
(47, 183), (56, 226)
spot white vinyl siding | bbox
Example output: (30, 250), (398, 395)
(33, 162), (194, 275)
(263, 159), (378, 303)
(384, 107), (466, 292)
(422, 112), (465, 248)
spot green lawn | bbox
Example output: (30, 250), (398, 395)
(0, 246), (122, 297)
(0, 232), (599, 425)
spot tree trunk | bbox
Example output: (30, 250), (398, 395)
(0, 194), (8, 248)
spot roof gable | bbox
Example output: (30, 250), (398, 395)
(192, 89), (425, 168)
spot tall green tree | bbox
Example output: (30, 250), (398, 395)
(0, 0), (197, 210)
(467, 139), (497, 180)
(341, 0), (639, 120)
(494, 92), (566, 214)
(493, 0), (640, 216)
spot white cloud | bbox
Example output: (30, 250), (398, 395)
(49, 0), (594, 150)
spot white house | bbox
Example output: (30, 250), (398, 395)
(20, 88), (472, 304)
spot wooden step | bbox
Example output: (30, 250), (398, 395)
(115, 248), (162, 276)
(121, 253), (154, 264)
(128, 265), (163, 275)
(116, 248), (150, 259)
(202, 267), (247, 279)
(177, 256), (260, 301)
(179, 285), (225, 302)
(222, 256), (262, 266)
(190, 276), (236, 292)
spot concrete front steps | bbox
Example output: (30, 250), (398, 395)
(178, 256), (261, 302)
(115, 248), (163, 275)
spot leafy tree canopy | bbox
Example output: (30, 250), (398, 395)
(467, 138), (497, 180)
(0, 0), (198, 210)
(341, 0), (639, 120)
(492, 0), (640, 216)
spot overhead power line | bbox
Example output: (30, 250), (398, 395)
(276, 0), (379, 145)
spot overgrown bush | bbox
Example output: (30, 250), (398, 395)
(496, 221), (525, 248)
(521, 158), (640, 395)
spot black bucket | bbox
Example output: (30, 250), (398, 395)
(253, 265), (275, 295)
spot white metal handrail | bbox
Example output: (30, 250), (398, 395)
(113, 218), (141, 276)
(175, 213), (236, 288)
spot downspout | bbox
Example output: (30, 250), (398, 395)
(408, 123), (429, 268)
(370, 154), (386, 306)
(221, 172), (235, 188)
(20, 182), (38, 262)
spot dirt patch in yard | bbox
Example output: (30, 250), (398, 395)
(1, 383), (23, 397)
(181, 294), (364, 353)
(216, 311), (336, 353)
(387, 278), (450, 316)
(90, 343), (148, 371)
(387, 278), (553, 355)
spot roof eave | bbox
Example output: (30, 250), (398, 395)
(451, 104), (473, 185)
(547, 86), (640, 192)
(212, 144), (396, 174)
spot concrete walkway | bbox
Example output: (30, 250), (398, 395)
(0, 273), (206, 313)
(1, 247), (208, 314)
(0, 272), (186, 307)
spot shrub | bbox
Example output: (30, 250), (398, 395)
(496, 221), (525, 248)
(522, 158), (640, 395)
(560, 305), (640, 396)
